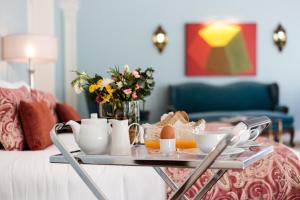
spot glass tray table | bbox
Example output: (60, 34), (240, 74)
(49, 116), (273, 200)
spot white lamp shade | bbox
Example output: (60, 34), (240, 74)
(1, 34), (57, 64)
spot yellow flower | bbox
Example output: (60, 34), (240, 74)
(97, 79), (103, 86)
(105, 84), (115, 94)
(89, 84), (100, 93)
(100, 94), (111, 104)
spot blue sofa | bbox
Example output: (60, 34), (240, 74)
(168, 82), (295, 146)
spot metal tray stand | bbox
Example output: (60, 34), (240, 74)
(50, 116), (272, 200)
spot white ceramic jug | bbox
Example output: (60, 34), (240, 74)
(110, 119), (140, 156)
(67, 113), (110, 155)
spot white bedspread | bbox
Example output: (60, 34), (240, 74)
(0, 134), (166, 200)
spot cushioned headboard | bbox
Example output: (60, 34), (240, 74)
(169, 82), (278, 113)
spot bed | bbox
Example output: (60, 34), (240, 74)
(0, 133), (299, 200)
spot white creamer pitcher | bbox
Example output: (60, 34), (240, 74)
(110, 119), (140, 156)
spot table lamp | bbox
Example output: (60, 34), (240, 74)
(1, 34), (57, 88)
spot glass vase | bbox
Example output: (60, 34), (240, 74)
(99, 101), (140, 144)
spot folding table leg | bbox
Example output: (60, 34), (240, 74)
(170, 135), (232, 200)
(50, 124), (108, 200)
(193, 169), (227, 200)
(154, 167), (228, 200)
(153, 167), (189, 200)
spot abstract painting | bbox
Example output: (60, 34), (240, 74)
(186, 22), (256, 76)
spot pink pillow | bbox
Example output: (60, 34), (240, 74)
(0, 86), (31, 150)
(31, 89), (58, 123)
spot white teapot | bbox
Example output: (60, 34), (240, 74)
(67, 113), (110, 155)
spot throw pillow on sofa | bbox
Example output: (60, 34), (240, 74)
(0, 86), (31, 150)
(19, 101), (55, 150)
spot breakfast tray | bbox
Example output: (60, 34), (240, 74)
(50, 116), (272, 200)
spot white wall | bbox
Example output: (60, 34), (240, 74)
(76, 0), (300, 129)
(27, 0), (56, 94)
(0, 0), (27, 81)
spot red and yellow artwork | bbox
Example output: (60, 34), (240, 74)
(186, 22), (256, 76)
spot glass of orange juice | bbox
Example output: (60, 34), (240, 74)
(175, 127), (197, 149)
(143, 124), (161, 149)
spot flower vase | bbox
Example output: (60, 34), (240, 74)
(99, 101), (140, 144)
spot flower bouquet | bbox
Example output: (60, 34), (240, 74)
(71, 65), (155, 142)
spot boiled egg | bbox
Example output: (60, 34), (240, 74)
(160, 125), (175, 139)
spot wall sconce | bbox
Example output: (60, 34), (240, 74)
(152, 25), (168, 53)
(273, 24), (286, 52)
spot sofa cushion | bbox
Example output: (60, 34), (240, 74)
(169, 82), (277, 113)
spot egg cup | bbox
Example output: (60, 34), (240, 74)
(160, 138), (176, 156)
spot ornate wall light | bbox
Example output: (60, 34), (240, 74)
(273, 24), (286, 52)
(152, 25), (168, 53)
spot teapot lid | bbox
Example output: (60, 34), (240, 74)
(90, 113), (98, 119)
(81, 113), (107, 124)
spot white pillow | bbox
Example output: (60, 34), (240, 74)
(0, 80), (30, 90)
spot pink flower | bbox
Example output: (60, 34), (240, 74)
(135, 84), (140, 89)
(132, 70), (140, 78)
(132, 92), (138, 99)
(123, 88), (132, 95)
